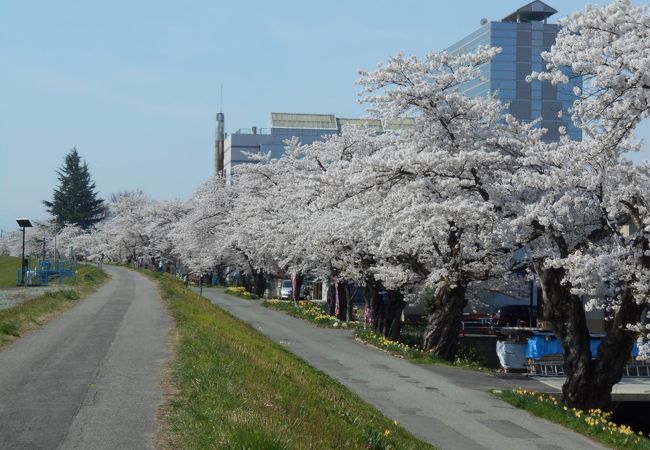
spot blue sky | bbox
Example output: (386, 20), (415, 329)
(1, 0), (648, 233)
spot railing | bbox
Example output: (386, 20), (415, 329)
(15, 259), (77, 286)
(527, 357), (650, 378)
(233, 128), (272, 135)
(460, 317), (495, 334)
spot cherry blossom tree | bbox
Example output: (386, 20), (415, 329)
(287, 128), (401, 324)
(523, 0), (650, 409)
(170, 177), (235, 277)
(531, 0), (650, 148)
(355, 46), (542, 359)
(98, 191), (155, 262)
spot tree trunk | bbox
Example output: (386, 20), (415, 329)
(251, 268), (266, 298)
(292, 273), (305, 302)
(591, 289), (644, 407)
(241, 274), (253, 293)
(371, 289), (404, 339)
(373, 291), (386, 335)
(386, 291), (405, 341)
(336, 282), (348, 321)
(537, 266), (644, 410)
(364, 279), (381, 328)
(214, 263), (227, 286)
(422, 283), (468, 361)
(538, 266), (594, 408)
(346, 284), (355, 322)
(326, 281), (336, 315)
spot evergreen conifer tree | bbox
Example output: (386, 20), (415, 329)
(43, 148), (105, 230)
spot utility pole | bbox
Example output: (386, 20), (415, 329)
(16, 219), (32, 286)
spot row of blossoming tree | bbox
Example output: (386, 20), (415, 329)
(4, 0), (648, 411)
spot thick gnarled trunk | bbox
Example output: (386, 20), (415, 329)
(252, 269), (266, 298)
(242, 266), (266, 298)
(326, 280), (349, 321)
(422, 283), (467, 361)
(537, 266), (643, 410)
(372, 290), (405, 340)
(538, 266), (594, 407)
(385, 291), (405, 340)
(291, 273), (305, 302)
(364, 279), (381, 329)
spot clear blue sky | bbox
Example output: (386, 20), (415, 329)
(1, 0), (648, 233)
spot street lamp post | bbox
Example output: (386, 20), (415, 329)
(16, 219), (33, 286)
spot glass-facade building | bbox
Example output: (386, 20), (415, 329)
(446, 1), (581, 141)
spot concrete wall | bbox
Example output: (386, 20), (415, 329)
(459, 335), (500, 369)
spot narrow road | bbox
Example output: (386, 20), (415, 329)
(0, 266), (171, 450)
(199, 288), (605, 450)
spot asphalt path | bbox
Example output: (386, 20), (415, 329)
(0, 265), (171, 450)
(199, 288), (605, 450)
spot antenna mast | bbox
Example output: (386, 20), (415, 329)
(215, 85), (225, 176)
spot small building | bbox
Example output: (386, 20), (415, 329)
(223, 112), (412, 180)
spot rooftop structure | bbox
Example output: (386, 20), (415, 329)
(502, 1), (557, 23)
(223, 112), (413, 179)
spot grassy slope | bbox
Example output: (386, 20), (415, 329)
(0, 255), (21, 287)
(0, 264), (108, 348)
(150, 272), (432, 450)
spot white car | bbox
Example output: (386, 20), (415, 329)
(280, 279), (293, 299)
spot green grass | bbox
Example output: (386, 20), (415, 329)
(263, 299), (361, 328)
(495, 389), (650, 449)
(223, 286), (258, 300)
(147, 271), (433, 450)
(0, 255), (84, 288)
(0, 255), (22, 287)
(0, 264), (108, 348)
(355, 328), (487, 371)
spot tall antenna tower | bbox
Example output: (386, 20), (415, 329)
(215, 85), (225, 176)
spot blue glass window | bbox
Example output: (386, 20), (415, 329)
(492, 22), (516, 30)
(491, 62), (516, 71)
(497, 89), (516, 99)
(492, 30), (516, 38)
(493, 52), (515, 62)
(491, 70), (516, 80)
(492, 79), (515, 90)
(492, 36), (516, 47)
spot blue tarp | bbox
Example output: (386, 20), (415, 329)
(526, 335), (639, 359)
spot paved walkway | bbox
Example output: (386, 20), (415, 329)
(199, 288), (605, 450)
(0, 266), (171, 449)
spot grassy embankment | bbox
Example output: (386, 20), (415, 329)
(495, 389), (650, 450)
(223, 286), (258, 299)
(262, 297), (486, 371)
(263, 299), (358, 328)
(0, 255), (23, 287)
(0, 255), (108, 348)
(149, 272), (432, 449)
